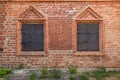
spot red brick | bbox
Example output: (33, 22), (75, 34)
(0, 1), (119, 68)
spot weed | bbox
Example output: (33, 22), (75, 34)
(50, 69), (61, 79)
(17, 63), (24, 70)
(0, 68), (11, 78)
(67, 64), (77, 74)
(39, 66), (49, 79)
(29, 72), (37, 80)
(90, 67), (108, 80)
(69, 76), (75, 80)
(79, 72), (89, 80)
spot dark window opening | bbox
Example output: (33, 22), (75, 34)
(21, 24), (44, 51)
(77, 23), (99, 51)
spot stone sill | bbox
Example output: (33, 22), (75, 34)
(0, 0), (118, 2)
(74, 51), (104, 56)
(16, 51), (48, 56)
(17, 54), (47, 56)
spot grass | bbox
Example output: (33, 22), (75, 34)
(29, 72), (37, 80)
(90, 67), (108, 80)
(79, 73), (89, 80)
(0, 68), (12, 78)
(28, 68), (120, 80)
(79, 67), (120, 80)
(1, 67), (120, 80)
(49, 69), (61, 79)
(68, 64), (78, 74)
(39, 66), (49, 79)
(69, 76), (76, 80)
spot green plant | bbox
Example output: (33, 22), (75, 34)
(107, 70), (120, 74)
(39, 66), (49, 79)
(78, 68), (120, 80)
(29, 72), (37, 80)
(0, 78), (3, 80)
(4, 74), (12, 80)
(17, 62), (24, 70)
(0, 68), (11, 78)
(69, 76), (75, 80)
(91, 67), (108, 80)
(50, 69), (61, 79)
(39, 74), (49, 79)
(41, 66), (48, 75)
(68, 65), (77, 74)
(106, 70), (120, 80)
(79, 74), (89, 80)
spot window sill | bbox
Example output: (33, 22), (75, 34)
(16, 51), (48, 56)
(74, 51), (104, 56)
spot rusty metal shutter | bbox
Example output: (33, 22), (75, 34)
(22, 24), (44, 51)
(77, 23), (99, 51)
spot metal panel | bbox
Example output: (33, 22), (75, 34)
(77, 34), (88, 51)
(87, 34), (99, 51)
(77, 24), (87, 33)
(88, 24), (99, 33)
(21, 24), (44, 51)
(22, 41), (32, 51)
(22, 32), (32, 42)
(77, 23), (99, 51)
(32, 41), (44, 51)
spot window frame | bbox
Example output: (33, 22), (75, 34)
(73, 20), (104, 56)
(16, 20), (48, 56)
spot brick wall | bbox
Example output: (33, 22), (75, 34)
(0, 1), (120, 68)
(0, 2), (6, 52)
